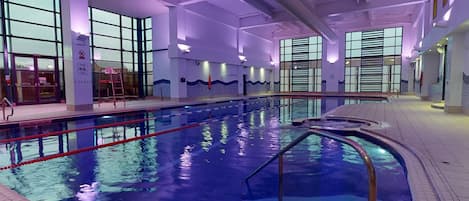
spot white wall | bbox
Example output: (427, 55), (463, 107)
(151, 6), (275, 98)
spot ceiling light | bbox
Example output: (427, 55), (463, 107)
(443, 8), (452, 21)
(238, 55), (247, 63)
(177, 44), (191, 53)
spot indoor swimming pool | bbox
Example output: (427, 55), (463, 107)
(0, 96), (411, 201)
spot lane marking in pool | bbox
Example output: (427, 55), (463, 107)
(0, 123), (201, 170)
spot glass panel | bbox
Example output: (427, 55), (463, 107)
(122, 40), (132, 51)
(145, 18), (152, 29)
(384, 37), (396, 47)
(93, 35), (121, 50)
(92, 21), (121, 37)
(8, 4), (54, 25)
(92, 9), (120, 25)
(351, 32), (362, 40)
(9, 0), (55, 11)
(384, 28), (396, 37)
(122, 28), (132, 40)
(123, 51), (132, 63)
(14, 57), (36, 103)
(122, 16), (132, 28)
(145, 41), (152, 50)
(94, 48), (121, 62)
(37, 58), (57, 102)
(10, 20), (57, 40)
(11, 38), (57, 56)
(145, 29), (152, 41)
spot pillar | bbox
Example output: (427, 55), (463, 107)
(420, 53), (439, 100)
(167, 6), (188, 99)
(61, 0), (93, 110)
(408, 62), (415, 93)
(322, 30), (345, 92)
(444, 33), (465, 113)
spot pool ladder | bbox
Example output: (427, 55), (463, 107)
(244, 129), (377, 201)
(1, 97), (14, 121)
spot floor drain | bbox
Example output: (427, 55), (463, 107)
(441, 161), (450, 165)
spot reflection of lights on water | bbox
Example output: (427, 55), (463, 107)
(101, 115), (112, 119)
(377, 148), (387, 154)
(237, 123), (248, 156)
(259, 111), (265, 127)
(76, 182), (99, 201)
(220, 121), (228, 144)
(184, 106), (191, 109)
(179, 145), (193, 180)
(249, 113), (255, 126)
(268, 117), (280, 129)
(201, 125), (212, 152)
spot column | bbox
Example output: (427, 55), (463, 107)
(322, 30), (345, 92)
(464, 31), (469, 113)
(444, 33), (465, 113)
(420, 52), (439, 100)
(61, 0), (93, 110)
(153, 13), (171, 98)
(168, 6), (188, 99)
(407, 62), (415, 94)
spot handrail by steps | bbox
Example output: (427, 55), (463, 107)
(1, 97), (14, 121)
(244, 129), (377, 201)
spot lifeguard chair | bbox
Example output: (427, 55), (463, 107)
(97, 67), (125, 108)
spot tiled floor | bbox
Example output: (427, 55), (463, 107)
(329, 95), (469, 201)
(1, 94), (468, 200)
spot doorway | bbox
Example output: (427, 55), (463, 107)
(12, 54), (60, 104)
(243, 74), (247, 96)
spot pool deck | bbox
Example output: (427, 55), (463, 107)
(328, 95), (469, 201)
(0, 92), (387, 126)
(1, 93), (468, 201)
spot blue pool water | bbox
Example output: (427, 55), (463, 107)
(0, 96), (411, 201)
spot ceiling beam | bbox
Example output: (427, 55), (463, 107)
(241, 0), (274, 18)
(239, 11), (294, 30)
(276, 0), (338, 43)
(318, 0), (428, 17)
(180, 0), (206, 6)
(159, 0), (206, 6)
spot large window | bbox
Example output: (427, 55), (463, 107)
(143, 17), (153, 96)
(89, 8), (152, 98)
(2, 0), (63, 97)
(345, 27), (402, 93)
(280, 36), (322, 92)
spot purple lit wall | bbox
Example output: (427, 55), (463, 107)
(153, 5), (274, 99)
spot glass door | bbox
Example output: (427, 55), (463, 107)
(37, 58), (58, 102)
(12, 54), (60, 104)
(13, 56), (37, 104)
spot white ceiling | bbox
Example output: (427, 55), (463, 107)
(88, 0), (424, 40)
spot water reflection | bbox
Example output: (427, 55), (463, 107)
(179, 145), (193, 180)
(0, 97), (405, 201)
(237, 122), (248, 156)
(201, 125), (213, 152)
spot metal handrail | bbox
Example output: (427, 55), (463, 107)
(1, 97), (14, 121)
(244, 129), (377, 201)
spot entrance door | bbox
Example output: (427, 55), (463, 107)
(12, 54), (60, 104)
